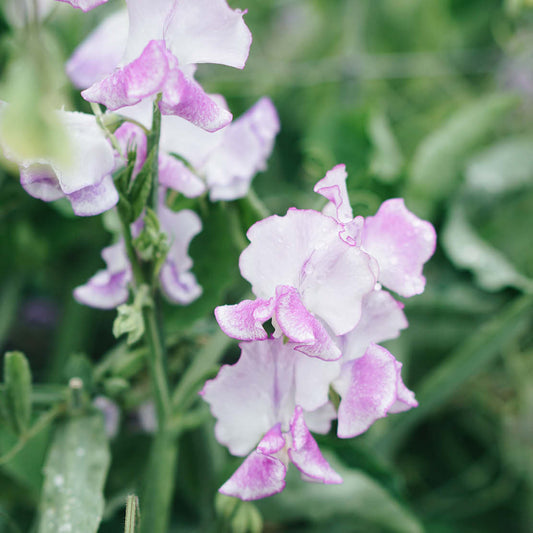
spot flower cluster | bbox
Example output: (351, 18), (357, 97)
(201, 165), (436, 500)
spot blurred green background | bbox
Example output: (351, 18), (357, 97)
(1, 0), (533, 532)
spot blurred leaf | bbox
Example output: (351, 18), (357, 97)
(37, 413), (110, 533)
(465, 136), (533, 195)
(258, 459), (422, 533)
(374, 292), (533, 456)
(368, 109), (404, 183)
(442, 201), (533, 292)
(3, 351), (31, 436)
(407, 95), (517, 206)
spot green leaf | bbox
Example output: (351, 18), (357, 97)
(442, 201), (533, 292)
(124, 494), (140, 533)
(37, 413), (110, 533)
(368, 109), (404, 183)
(373, 293), (533, 456)
(129, 148), (156, 221)
(465, 136), (533, 195)
(258, 458), (422, 533)
(407, 94), (517, 204)
(3, 351), (32, 435)
(113, 286), (153, 345)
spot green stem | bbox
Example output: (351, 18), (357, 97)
(149, 98), (162, 212)
(140, 433), (179, 533)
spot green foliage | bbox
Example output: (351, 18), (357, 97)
(113, 286), (153, 345)
(37, 413), (110, 533)
(2, 351), (32, 436)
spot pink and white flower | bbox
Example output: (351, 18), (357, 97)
(201, 338), (341, 500)
(74, 201), (202, 308)
(0, 102), (117, 216)
(79, 0), (252, 131)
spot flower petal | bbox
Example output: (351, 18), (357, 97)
(66, 9), (129, 89)
(158, 207), (203, 304)
(204, 97), (280, 200)
(288, 406), (342, 484)
(340, 289), (408, 362)
(274, 285), (341, 361)
(159, 70), (233, 132)
(214, 298), (274, 341)
(219, 435), (287, 501)
(201, 339), (298, 456)
(334, 344), (417, 438)
(73, 270), (129, 309)
(55, 0), (108, 12)
(158, 153), (206, 197)
(362, 199), (436, 297)
(82, 40), (170, 111)
(314, 164), (353, 224)
(165, 0), (252, 69)
(68, 174), (118, 216)
(20, 165), (64, 202)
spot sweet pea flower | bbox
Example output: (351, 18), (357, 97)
(74, 201), (202, 308)
(314, 164), (437, 298)
(201, 338), (341, 500)
(0, 102), (117, 216)
(80, 0), (252, 132)
(215, 208), (378, 360)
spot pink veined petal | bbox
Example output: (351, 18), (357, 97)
(165, 0), (252, 69)
(314, 164), (353, 224)
(82, 40), (170, 111)
(68, 174), (118, 216)
(274, 285), (341, 361)
(214, 298), (274, 341)
(55, 0), (108, 12)
(288, 406), (342, 484)
(240, 209), (377, 335)
(257, 424), (286, 455)
(158, 153), (206, 197)
(362, 198), (437, 298)
(20, 165), (64, 202)
(158, 207), (203, 305)
(66, 9), (129, 89)
(73, 270), (129, 309)
(334, 344), (417, 438)
(388, 360), (418, 414)
(159, 68), (233, 132)
(204, 97), (280, 201)
(340, 289), (408, 362)
(219, 449), (287, 501)
(114, 122), (147, 177)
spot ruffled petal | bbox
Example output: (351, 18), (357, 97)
(66, 9), (129, 89)
(334, 344), (417, 438)
(274, 286), (341, 361)
(204, 97), (280, 200)
(73, 270), (129, 309)
(214, 298), (274, 341)
(68, 174), (118, 216)
(288, 407), (342, 484)
(362, 199), (436, 297)
(158, 153), (206, 197)
(55, 0), (108, 12)
(158, 207), (202, 304)
(314, 164), (353, 224)
(20, 165), (64, 202)
(165, 0), (252, 69)
(159, 70), (232, 132)
(219, 435), (287, 501)
(240, 209), (376, 335)
(82, 40), (170, 111)
(201, 339), (298, 456)
(303, 403), (337, 435)
(340, 289), (408, 362)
